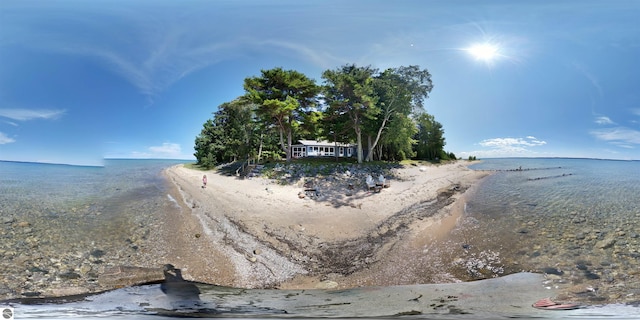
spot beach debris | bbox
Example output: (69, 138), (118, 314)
(532, 297), (581, 310)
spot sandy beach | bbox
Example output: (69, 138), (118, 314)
(161, 161), (490, 290)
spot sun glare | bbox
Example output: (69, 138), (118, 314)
(466, 43), (500, 62)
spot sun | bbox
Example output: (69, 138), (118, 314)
(465, 43), (500, 62)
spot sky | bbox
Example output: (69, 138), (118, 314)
(1, 0), (640, 166)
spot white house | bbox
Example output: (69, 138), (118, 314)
(291, 140), (356, 158)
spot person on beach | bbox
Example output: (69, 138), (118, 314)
(202, 175), (207, 188)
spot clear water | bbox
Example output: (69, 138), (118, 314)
(0, 159), (192, 301)
(460, 158), (640, 303)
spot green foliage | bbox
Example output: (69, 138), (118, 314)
(194, 64), (447, 170)
(413, 112), (445, 161)
(468, 155), (477, 161)
(244, 67), (320, 162)
(193, 99), (261, 169)
(322, 64), (378, 163)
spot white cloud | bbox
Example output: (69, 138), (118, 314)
(479, 136), (547, 148)
(0, 108), (65, 121)
(594, 116), (615, 125)
(126, 142), (184, 159)
(468, 136), (548, 158)
(148, 142), (182, 156)
(0, 132), (15, 144)
(590, 127), (640, 145)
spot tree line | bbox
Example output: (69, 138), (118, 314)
(194, 64), (453, 168)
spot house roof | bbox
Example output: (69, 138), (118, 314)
(295, 139), (353, 147)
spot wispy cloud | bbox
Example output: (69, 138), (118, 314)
(480, 136), (547, 148)
(126, 142), (186, 159)
(594, 116), (615, 125)
(0, 108), (65, 121)
(148, 142), (182, 156)
(590, 127), (640, 146)
(573, 63), (603, 99)
(0, 132), (15, 144)
(590, 110), (640, 148)
(469, 136), (548, 158)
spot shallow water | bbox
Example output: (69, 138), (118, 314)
(0, 159), (190, 299)
(458, 158), (640, 304)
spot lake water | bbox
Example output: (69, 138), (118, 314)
(457, 158), (640, 304)
(1, 158), (638, 318)
(0, 159), (191, 301)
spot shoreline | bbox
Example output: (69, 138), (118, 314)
(161, 160), (491, 289)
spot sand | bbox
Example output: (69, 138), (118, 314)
(161, 161), (490, 290)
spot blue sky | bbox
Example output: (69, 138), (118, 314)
(1, 0), (640, 166)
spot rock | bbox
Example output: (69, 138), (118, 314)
(17, 221), (31, 227)
(45, 287), (90, 297)
(80, 264), (92, 274)
(245, 253), (257, 263)
(542, 267), (564, 275)
(98, 266), (165, 287)
(58, 271), (81, 280)
(2, 217), (16, 224)
(596, 236), (616, 249)
(28, 266), (49, 274)
(575, 263), (589, 271)
(90, 249), (106, 258)
(315, 280), (338, 289)
(21, 291), (42, 297)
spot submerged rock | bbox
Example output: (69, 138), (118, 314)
(596, 236), (616, 250)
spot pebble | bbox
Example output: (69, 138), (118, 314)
(2, 217), (16, 224)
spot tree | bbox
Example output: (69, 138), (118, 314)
(322, 64), (378, 163)
(380, 113), (417, 161)
(244, 68), (319, 162)
(366, 66), (433, 161)
(193, 98), (260, 168)
(414, 112), (445, 160)
(194, 115), (227, 168)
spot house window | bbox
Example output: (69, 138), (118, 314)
(292, 146), (306, 158)
(347, 147), (352, 157)
(339, 147), (344, 157)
